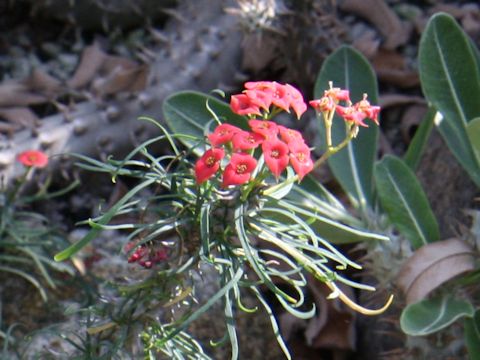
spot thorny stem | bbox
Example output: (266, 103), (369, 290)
(251, 223), (393, 315)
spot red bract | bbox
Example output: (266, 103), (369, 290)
(355, 96), (380, 125)
(248, 119), (278, 139)
(335, 105), (368, 127)
(230, 94), (262, 116)
(286, 84), (307, 119)
(208, 123), (241, 147)
(289, 142), (314, 180)
(222, 153), (257, 187)
(262, 139), (289, 178)
(232, 130), (264, 151)
(271, 82), (291, 113)
(278, 125), (305, 146)
(195, 148), (225, 184)
(245, 89), (272, 111)
(17, 150), (49, 168)
(324, 87), (350, 102)
(309, 96), (335, 113)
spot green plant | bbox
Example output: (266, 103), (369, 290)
(54, 79), (391, 358)
(311, 15), (480, 358)
(0, 150), (76, 354)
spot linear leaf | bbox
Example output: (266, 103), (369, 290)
(400, 296), (474, 336)
(467, 117), (480, 165)
(403, 107), (436, 170)
(374, 155), (439, 249)
(315, 45), (379, 211)
(419, 12), (480, 186)
(465, 310), (480, 360)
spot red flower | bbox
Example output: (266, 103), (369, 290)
(262, 139), (289, 178)
(289, 142), (314, 180)
(230, 94), (262, 116)
(335, 105), (368, 127)
(231, 130), (264, 151)
(17, 150), (49, 168)
(248, 119), (278, 139)
(285, 84), (307, 119)
(195, 148), (225, 184)
(222, 153), (257, 187)
(278, 125), (305, 146)
(208, 123), (242, 147)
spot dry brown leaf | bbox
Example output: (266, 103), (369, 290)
(352, 27), (380, 59)
(0, 107), (40, 129)
(372, 49), (419, 88)
(400, 104), (428, 144)
(241, 34), (278, 73)
(306, 278), (356, 350)
(340, 0), (411, 49)
(67, 42), (107, 89)
(0, 81), (48, 107)
(379, 94), (425, 109)
(26, 69), (62, 96)
(397, 238), (475, 304)
(92, 64), (149, 96)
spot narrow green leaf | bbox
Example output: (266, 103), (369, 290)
(465, 310), (480, 360)
(374, 155), (439, 249)
(467, 117), (480, 165)
(315, 45), (379, 211)
(400, 296), (474, 336)
(163, 91), (247, 152)
(403, 107), (436, 170)
(54, 177), (156, 261)
(419, 13), (480, 186)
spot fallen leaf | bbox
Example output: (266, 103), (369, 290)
(25, 69), (62, 96)
(397, 238), (475, 304)
(0, 107), (40, 129)
(340, 0), (411, 49)
(372, 49), (419, 88)
(67, 42), (107, 89)
(400, 104), (428, 144)
(0, 81), (48, 107)
(92, 64), (149, 97)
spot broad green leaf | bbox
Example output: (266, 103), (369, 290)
(403, 107), (436, 170)
(163, 91), (246, 153)
(315, 45), (379, 211)
(467, 117), (480, 165)
(465, 310), (480, 360)
(419, 13), (480, 186)
(374, 155), (439, 249)
(400, 296), (474, 336)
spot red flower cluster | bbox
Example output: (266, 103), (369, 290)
(310, 87), (380, 127)
(195, 119), (314, 187)
(230, 81), (307, 119)
(124, 242), (168, 269)
(17, 150), (49, 168)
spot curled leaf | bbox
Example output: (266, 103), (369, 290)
(397, 238), (475, 304)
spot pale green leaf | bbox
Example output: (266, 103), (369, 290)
(465, 310), (480, 360)
(400, 296), (474, 336)
(467, 117), (480, 165)
(419, 13), (480, 186)
(403, 107), (435, 170)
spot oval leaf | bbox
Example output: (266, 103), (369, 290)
(163, 90), (246, 152)
(419, 13), (480, 186)
(374, 155), (439, 249)
(400, 296), (474, 336)
(397, 238), (475, 304)
(314, 45), (379, 211)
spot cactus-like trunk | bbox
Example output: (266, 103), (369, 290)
(0, 0), (243, 185)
